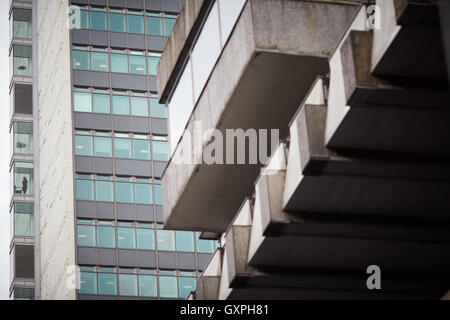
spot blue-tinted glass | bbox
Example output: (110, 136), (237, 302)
(196, 233), (215, 253)
(91, 52), (109, 72)
(112, 95), (130, 115)
(73, 50), (90, 70)
(90, 11), (107, 30)
(139, 275), (157, 297)
(97, 226), (115, 248)
(116, 182), (133, 203)
(130, 97), (148, 116)
(96, 181), (114, 202)
(159, 276), (178, 298)
(179, 277), (196, 299)
(127, 14), (144, 34)
(114, 138), (132, 158)
(154, 184), (162, 205)
(98, 273), (117, 295)
(176, 231), (194, 252)
(146, 16), (163, 35)
(74, 92), (92, 112)
(76, 179), (94, 201)
(152, 141), (169, 161)
(111, 54), (128, 73)
(148, 56), (159, 76)
(75, 135), (93, 156)
(157, 230), (175, 251)
(79, 272), (97, 294)
(118, 228), (136, 249)
(94, 137), (112, 157)
(150, 98), (167, 118)
(137, 229), (155, 250)
(119, 274), (138, 296)
(80, 10), (89, 29)
(133, 140), (150, 160)
(77, 225), (95, 247)
(109, 13), (125, 32)
(135, 183), (152, 204)
(129, 55), (146, 75)
(92, 94), (110, 113)
(164, 18), (176, 36)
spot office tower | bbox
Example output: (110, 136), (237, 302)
(9, 0), (217, 300)
(159, 0), (450, 299)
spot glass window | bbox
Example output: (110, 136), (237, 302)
(135, 183), (152, 204)
(77, 225), (96, 247)
(76, 179), (94, 201)
(196, 233), (215, 253)
(94, 137), (112, 157)
(92, 94), (110, 113)
(154, 184), (162, 205)
(111, 54), (128, 73)
(127, 14), (144, 34)
(152, 141), (169, 161)
(130, 97), (148, 116)
(91, 52), (109, 72)
(14, 203), (34, 237)
(164, 17), (177, 36)
(118, 228), (136, 249)
(146, 16), (163, 35)
(176, 231), (194, 252)
(96, 181), (114, 202)
(79, 272), (97, 295)
(159, 276), (178, 298)
(157, 230), (175, 251)
(73, 50), (90, 70)
(137, 229), (155, 250)
(114, 138), (132, 158)
(13, 122), (33, 155)
(129, 55), (146, 75)
(133, 139), (150, 160)
(13, 9), (32, 39)
(75, 135), (93, 156)
(179, 277), (196, 299)
(139, 275), (157, 297)
(150, 98), (167, 118)
(13, 288), (34, 300)
(116, 182), (133, 203)
(148, 56), (159, 76)
(112, 95), (130, 115)
(80, 10), (89, 29)
(74, 92), (92, 112)
(97, 226), (115, 248)
(98, 273), (117, 295)
(119, 274), (138, 296)
(13, 162), (33, 195)
(90, 11), (107, 30)
(110, 13), (126, 32)
(13, 45), (33, 76)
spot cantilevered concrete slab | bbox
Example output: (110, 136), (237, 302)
(162, 0), (360, 232)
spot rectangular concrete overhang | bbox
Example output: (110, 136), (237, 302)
(162, 0), (361, 233)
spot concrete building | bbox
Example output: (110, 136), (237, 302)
(8, 0), (217, 300)
(159, 0), (450, 299)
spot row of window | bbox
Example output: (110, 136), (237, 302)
(74, 89), (167, 118)
(73, 48), (160, 75)
(74, 8), (177, 36)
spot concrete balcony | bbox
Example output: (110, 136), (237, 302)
(162, 0), (361, 233)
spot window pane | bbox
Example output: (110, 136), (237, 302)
(148, 56), (159, 76)
(157, 230), (175, 251)
(73, 50), (90, 70)
(114, 138), (132, 158)
(91, 52), (109, 72)
(14, 288), (34, 300)
(129, 55), (146, 75)
(75, 135), (93, 156)
(119, 274), (138, 296)
(137, 229), (155, 250)
(111, 54), (128, 73)
(152, 141), (169, 161)
(80, 10), (89, 29)
(13, 45), (32, 76)
(118, 228), (136, 249)
(74, 92), (92, 112)
(90, 11), (107, 30)
(97, 226), (115, 248)
(164, 18), (176, 36)
(127, 14), (144, 34)
(79, 272), (97, 295)
(116, 182), (133, 203)
(98, 273), (117, 295)
(14, 203), (34, 237)
(133, 140), (150, 160)
(150, 98), (167, 118)
(13, 122), (33, 154)
(112, 95), (130, 115)
(96, 181), (114, 202)
(77, 225), (95, 247)
(196, 233), (215, 253)
(179, 277), (196, 299)
(13, 9), (32, 38)
(139, 275), (157, 297)
(130, 97), (148, 116)
(13, 162), (34, 195)
(110, 13), (126, 32)
(94, 137), (112, 157)
(76, 179), (94, 201)
(154, 184), (162, 205)
(146, 16), (163, 35)
(135, 183), (152, 204)
(159, 276), (178, 298)
(92, 94), (110, 113)
(176, 231), (194, 252)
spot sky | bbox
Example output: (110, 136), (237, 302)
(0, 0), (12, 300)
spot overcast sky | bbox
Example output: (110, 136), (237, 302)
(0, 0), (12, 300)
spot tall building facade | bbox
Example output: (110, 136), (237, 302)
(9, 0), (217, 300)
(159, 0), (450, 299)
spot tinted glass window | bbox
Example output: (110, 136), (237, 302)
(110, 13), (126, 32)
(97, 226), (115, 248)
(176, 231), (194, 252)
(79, 272), (97, 294)
(119, 274), (138, 296)
(159, 276), (177, 298)
(76, 179), (94, 201)
(98, 273), (117, 295)
(127, 14), (144, 34)
(73, 50), (90, 70)
(137, 229), (155, 250)
(90, 11), (107, 30)
(129, 55), (146, 75)
(96, 181), (114, 202)
(114, 138), (132, 158)
(77, 225), (95, 247)
(116, 182), (133, 203)
(111, 54), (128, 73)
(92, 94), (110, 114)
(135, 183), (152, 204)
(130, 97), (148, 116)
(75, 135), (93, 156)
(74, 92), (92, 112)
(146, 16), (163, 35)
(112, 95), (130, 115)
(91, 52), (109, 72)
(94, 137), (112, 157)
(118, 228), (136, 249)
(139, 275), (157, 297)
